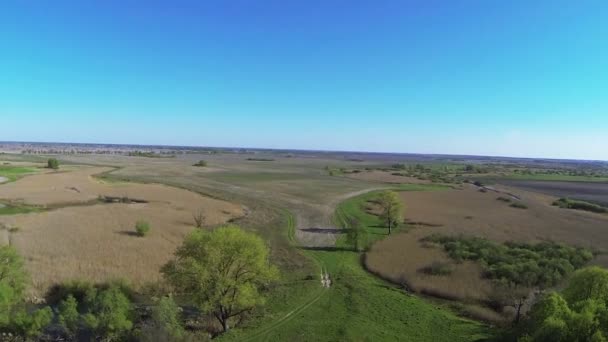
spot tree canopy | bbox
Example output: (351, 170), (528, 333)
(519, 266), (608, 341)
(377, 190), (403, 234)
(162, 225), (278, 332)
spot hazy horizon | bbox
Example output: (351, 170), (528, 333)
(2, 1), (607, 160)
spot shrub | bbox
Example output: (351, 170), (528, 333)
(553, 198), (608, 214)
(496, 196), (512, 203)
(193, 160), (207, 167)
(422, 235), (593, 287)
(135, 220), (151, 237)
(84, 285), (133, 339)
(11, 307), (53, 339)
(142, 296), (185, 340)
(47, 158), (59, 169)
(509, 202), (528, 209)
(58, 295), (80, 337)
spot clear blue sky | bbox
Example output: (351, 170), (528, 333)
(1, 1), (607, 160)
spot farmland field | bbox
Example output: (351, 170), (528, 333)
(1, 148), (607, 339)
(490, 179), (608, 207)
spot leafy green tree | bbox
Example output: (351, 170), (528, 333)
(345, 217), (367, 252)
(377, 190), (403, 234)
(563, 266), (608, 304)
(162, 225), (278, 332)
(11, 307), (53, 339)
(84, 285), (133, 340)
(518, 267), (608, 341)
(58, 294), (80, 337)
(145, 296), (185, 340)
(0, 246), (28, 327)
(47, 158), (59, 169)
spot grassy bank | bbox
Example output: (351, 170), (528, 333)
(0, 166), (38, 183)
(226, 185), (490, 341)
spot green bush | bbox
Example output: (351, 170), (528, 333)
(47, 158), (59, 169)
(422, 235), (593, 287)
(58, 295), (80, 337)
(496, 196), (512, 203)
(553, 198), (608, 214)
(11, 307), (53, 339)
(509, 202), (528, 209)
(193, 160), (207, 167)
(84, 285), (134, 340)
(135, 220), (151, 237)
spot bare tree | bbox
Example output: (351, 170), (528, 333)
(193, 209), (206, 228)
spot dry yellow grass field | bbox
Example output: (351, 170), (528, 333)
(366, 185), (608, 303)
(0, 166), (244, 296)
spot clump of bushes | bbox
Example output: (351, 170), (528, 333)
(509, 202), (528, 209)
(135, 220), (151, 237)
(496, 196), (512, 203)
(553, 197), (608, 214)
(47, 158), (59, 169)
(422, 235), (593, 287)
(193, 160), (207, 167)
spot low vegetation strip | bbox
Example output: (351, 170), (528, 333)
(553, 197), (608, 214)
(422, 235), (593, 287)
(0, 166), (38, 183)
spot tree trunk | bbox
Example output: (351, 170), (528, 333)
(221, 318), (230, 332)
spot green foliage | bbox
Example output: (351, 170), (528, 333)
(553, 198), (608, 214)
(47, 158), (59, 169)
(517, 267), (608, 341)
(377, 190), (404, 234)
(135, 220), (151, 237)
(162, 225), (278, 332)
(148, 296), (185, 340)
(0, 246), (28, 326)
(84, 285), (134, 340)
(423, 235), (593, 287)
(58, 294), (80, 337)
(562, 266), (608, 304)
(510, 202), (529, 209)
(11, 307), (53, 339)
(344, 217), (368, 252)
(193, 160), (208, 167)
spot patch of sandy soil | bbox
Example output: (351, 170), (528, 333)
(0, 177), (7, 183)
(366, 185), (608, 303)
(0, 166), (244, 296)
(345, 170), (430, 184)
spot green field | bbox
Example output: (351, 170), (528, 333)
(223, 186), (490, 341)
(0, 166), (38, 183)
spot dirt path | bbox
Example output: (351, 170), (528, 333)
(293, 187), (386, 248)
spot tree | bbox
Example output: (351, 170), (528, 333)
(345, 217), (367, 252)
(162, 225), (278, 332)
(58, 294), (80, 338)
(147, 296), (185, 340)
(84, 285), (134, 340)
(562, 266), (608, 304)
(47, 158), (59, 169)
(11, 307), (53, 339)
(517, 267), (608, 341)
(377, 191), (403, 235)
(193, 160), (207, 167)
(0, 246), (28, 326)
(193, 209), (206, 228)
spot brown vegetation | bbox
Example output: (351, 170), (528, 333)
(0, 166), (244, 296)
(365, 185), (608, 315)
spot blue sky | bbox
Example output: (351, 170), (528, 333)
(1, 1), (607, 160)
